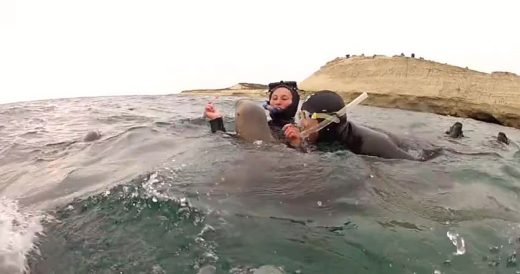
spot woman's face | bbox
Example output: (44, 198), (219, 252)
(269, 87), (293, 109)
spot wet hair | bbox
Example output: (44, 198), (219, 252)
(266, 81), (300, 124)
(301, 90), (347, 142)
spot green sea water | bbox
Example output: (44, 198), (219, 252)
(1, 95), (519, 274)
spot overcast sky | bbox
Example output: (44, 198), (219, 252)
(1, 0), (519, 104)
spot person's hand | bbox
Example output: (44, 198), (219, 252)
(283, 124), (302, 147)
(204, 102), (222, 120)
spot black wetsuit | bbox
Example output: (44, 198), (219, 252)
(314, 120), (418, 160)
(209, 117), (227, 133)
(300, 90), (419, 160)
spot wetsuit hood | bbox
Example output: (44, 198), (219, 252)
(301, 90), (347, 142)
(266, 81), (300, 126)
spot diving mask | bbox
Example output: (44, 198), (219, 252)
(298, 110), (341, 124)
(298, 92), (369, 139)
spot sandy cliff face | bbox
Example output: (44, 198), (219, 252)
(299, 56), (520, 128)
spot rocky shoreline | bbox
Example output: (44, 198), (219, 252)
(181, 55), (520, 129)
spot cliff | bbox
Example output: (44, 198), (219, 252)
(300, 55), (520, 128)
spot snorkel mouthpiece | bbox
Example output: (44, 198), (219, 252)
(262, 101), (283, 115)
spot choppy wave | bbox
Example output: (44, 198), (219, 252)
(0, 198), (45, 274)
(27, 172), (224, 273)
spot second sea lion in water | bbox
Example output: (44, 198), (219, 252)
(235, 99), (276, 143)
(497, 132), (510, 145)
(83, 130), (102, 142)
(445, 122), (464, 138)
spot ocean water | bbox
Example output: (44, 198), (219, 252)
(1, 94), (520, 274)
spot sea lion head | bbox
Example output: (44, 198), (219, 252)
(446, 122), (464, 138)
(497, 132), (510, 145)
(83, 130), (102, 142)
(235, 99), (276, 143)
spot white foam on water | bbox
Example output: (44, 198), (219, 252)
(447, 230), (466, 255)
(0, 197), (45, 274)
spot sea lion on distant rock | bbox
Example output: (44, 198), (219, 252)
(497, 132), (510, 145)
(445, 122), (464, 138)
(83, 130), (102, 142)
(235, 99), (276, 143)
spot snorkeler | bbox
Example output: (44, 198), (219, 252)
(283, 90), (418, 160)
(204, 81), (300, 140)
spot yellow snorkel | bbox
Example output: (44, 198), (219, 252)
(299, 92), (369, 139)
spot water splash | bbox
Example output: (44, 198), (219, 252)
(0, 198), (44, 274)
(446, 230), (466, 255)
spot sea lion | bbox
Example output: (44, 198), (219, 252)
(497, 132), (510, 145)
(235, 99), (276, 143)
(445, 122), (464, 138)
(83, 130), (102, 142)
